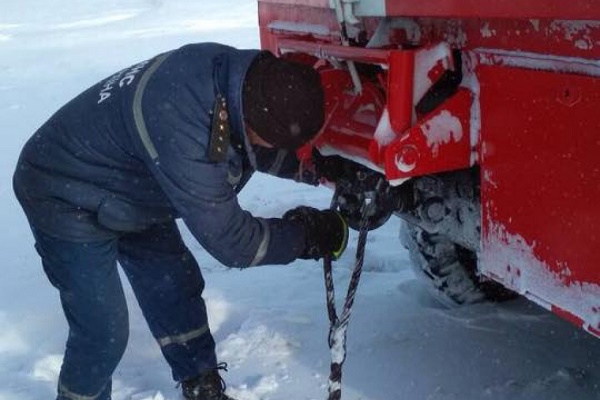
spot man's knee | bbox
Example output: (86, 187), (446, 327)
(65, 302), (130, 368)
(89, 308), (130, 361)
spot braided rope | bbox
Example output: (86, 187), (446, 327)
(323, 193), (372, 400)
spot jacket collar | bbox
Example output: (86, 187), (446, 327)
(225, 49), (261, 169)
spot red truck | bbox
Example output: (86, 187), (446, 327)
(256, 0), (600, 338)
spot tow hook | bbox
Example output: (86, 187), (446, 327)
(334, 170), (415, 230)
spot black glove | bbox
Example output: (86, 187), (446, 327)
(283, 206), (349, 260)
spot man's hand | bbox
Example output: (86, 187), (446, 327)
(283, 206), (348, 260)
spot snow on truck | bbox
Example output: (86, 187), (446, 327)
(256, 0), (600, 339)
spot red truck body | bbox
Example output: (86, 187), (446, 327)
(257, 0), (600, 337)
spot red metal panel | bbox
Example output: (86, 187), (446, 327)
(387, 51), (413, 134)
(384, 0), (600, 20)
(258, 0), (600, 20)
(260, 4), (600, 61)
(313, 69), (385, 162)
(384, 89), (471, 181)
(479, 65), (600, 335)
(413, 19), (600, 60)
(258, 2), (341, 54)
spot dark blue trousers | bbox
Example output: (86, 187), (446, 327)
(32, 221), (217, 400)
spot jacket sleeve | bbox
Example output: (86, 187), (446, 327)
(147, 141), (308, 268)
(133, 45), (307, 268)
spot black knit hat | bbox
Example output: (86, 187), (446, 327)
(242, 52), (325, 150)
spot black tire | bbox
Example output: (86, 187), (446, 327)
(400, 221), (516, 305)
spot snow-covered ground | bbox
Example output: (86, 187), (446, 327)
(1, 1), (599, 399)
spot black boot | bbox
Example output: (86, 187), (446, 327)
(181, 363), (236, 400)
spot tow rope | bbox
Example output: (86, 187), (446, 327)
(323, 190), (373, 400)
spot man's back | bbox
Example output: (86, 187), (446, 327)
(13, 43), (259, 241)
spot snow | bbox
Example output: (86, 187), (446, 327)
(373, 108), (395, 146)
(460, 51), (482, 166)
(1, 1), (600, 400)
(476, 48), (600, 77)
(366, 18), (421, 48)
(267, 21), (331, 37)
(548, 20), (600, 51)
(419, 110), (463, 157)
(480, 23), (496, 39)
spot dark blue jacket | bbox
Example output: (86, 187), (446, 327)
(13, 43), (315, 268)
